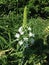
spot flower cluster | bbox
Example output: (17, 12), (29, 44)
(15, 26), (35, 47)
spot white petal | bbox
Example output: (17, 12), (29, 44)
(15, 33), (20, 38)
(28, 27), (31, 31)
(29, 32), (35, 37)
(29, 32), (33, 37)
(23, 37), (28, 41)
(18, 40), (23, 45)
(18, 26), (23, 33)
(18, 26), (24, 35)
(20, 31), (24, 35)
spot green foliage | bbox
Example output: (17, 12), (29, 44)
(0, 0), (49, 65)
(0, 35), (8, 49)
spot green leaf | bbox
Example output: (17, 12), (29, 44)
(0, 35), (8, 45)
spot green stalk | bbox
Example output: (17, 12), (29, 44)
(23, 6), (28, 28)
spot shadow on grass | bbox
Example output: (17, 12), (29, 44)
(23, 35), (49, 65)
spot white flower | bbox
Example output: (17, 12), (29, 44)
(18, 40), (23, 45)
(28, 27), (31, 31)
(18, 26), (24, 35)
(18, 26), (23, 33)
(29, 32), (33, 37)
(15, 33), (20, 38)
(20, 31), (24, 35)
(29, 32), (35, 37)
(32, 34), (35, 37)
(23, 37), (28, 41)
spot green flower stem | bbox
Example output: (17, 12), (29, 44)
(8, 32), (11, 43)
(23, 6), (28, 28)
